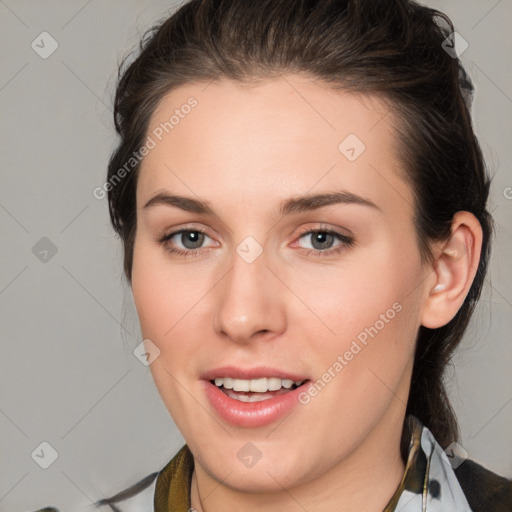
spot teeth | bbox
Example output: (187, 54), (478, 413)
(268, 377), (282, 391)
(248, 377), (268, 393)
(213, 377), (304, 392)
(282, 379), (293, 389)
(233, 379), (250, 392)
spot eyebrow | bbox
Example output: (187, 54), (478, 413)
(142, 190), (381, 216)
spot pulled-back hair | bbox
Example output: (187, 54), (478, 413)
(106, 0), (493, 455)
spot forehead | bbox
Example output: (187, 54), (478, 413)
(137, 75), (413, 216)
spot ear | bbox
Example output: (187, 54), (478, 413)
(421, 211), (483, 329)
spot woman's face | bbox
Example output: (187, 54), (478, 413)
(131, 75), (434, 491)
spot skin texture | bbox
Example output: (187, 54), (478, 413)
(130, 75), (482, 512)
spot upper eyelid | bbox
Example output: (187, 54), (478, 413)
(160, 229), (215, 248)
(161, 225), (349, 237)
(293, 228), (353, 250)
(295, 224), (353, 238)
(160, 222), (213, 237)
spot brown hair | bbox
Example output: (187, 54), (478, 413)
(106, 0), (493, 455)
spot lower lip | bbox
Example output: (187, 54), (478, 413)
(203, 380), (307, 428)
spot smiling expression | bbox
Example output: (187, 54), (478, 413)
(130, 74), (433, 492)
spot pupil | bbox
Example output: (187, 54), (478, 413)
(182, 231), (204, 249)
(312, 232), (333, 250)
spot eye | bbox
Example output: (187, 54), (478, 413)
(158, 229), (216, 256)
(157, 226), (354, 258)
(173, 230), (207, 249)
(295, 228), (354, 257)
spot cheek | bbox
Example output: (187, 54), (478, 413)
(285, 240), (424, 416)
(131, 236), (193, 340)
(131, 243), (201, 421)
(290, 244), (422, 349)
(131, 261), (168, 341)
(288, 257), (421, 431)
(131, 237), (210, 383)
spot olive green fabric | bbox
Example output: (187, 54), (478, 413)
(154, 443), (194, 511)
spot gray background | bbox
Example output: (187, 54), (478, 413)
(0, 0), (511, 510)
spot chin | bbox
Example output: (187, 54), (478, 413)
(192, 438), (319, 493)
(209, 460), (309, 493)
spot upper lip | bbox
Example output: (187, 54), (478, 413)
(201, 366), (309, 382)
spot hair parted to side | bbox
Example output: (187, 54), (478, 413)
(107, 0), (493, 457)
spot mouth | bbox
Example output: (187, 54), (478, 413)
(210, 377), (307, 402)
(201, 369), (311, 428)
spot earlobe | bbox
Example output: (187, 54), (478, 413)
(421, 212), (483, 329)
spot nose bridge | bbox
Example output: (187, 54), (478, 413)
(213, 238), (286, 343)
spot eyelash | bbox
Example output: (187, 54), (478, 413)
(157, 226), (354, 258)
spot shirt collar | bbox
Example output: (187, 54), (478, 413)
(383, 415), (472, 511)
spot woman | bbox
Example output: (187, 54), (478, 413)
(34, 0), (512, 510)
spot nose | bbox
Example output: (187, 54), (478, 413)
(212, 244), (287, 344)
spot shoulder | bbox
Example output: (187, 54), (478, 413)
(30, 472), (159, 512)
(454, 458), (512, 512)
(29, 471), (157, 512)
(95, 445), (193, 511)
(405, 415), (511, 511)
(94, 471), (159, 511)
(29, 446), (192, 512)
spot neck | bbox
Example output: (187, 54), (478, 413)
(190, 407), (408, 512)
